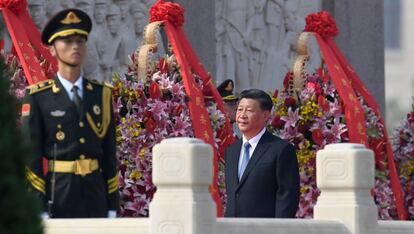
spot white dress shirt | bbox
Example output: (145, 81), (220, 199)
(57, 73), (83, 100)
(238, 127), (267, 171)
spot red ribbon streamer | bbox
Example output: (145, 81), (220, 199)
(1, 0), (57, 85)
(306, 10), (407, 219)
(327, 38), (408, 220)
(164, 21), (223, 216)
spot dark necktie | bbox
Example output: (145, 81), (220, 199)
(238, 142), (251, 180)
(71, 85), (82, 114)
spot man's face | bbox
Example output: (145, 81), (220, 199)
(94, 3), (107, 24)
(236, 98), (269, 138)
(51, 35), (87, 67)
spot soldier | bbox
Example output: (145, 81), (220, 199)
(22, 9), (118, 218)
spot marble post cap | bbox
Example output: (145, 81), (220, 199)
(159, 137), (204, 145)
(324, 143), (366, 150)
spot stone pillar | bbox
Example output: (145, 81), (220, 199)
(172, 0), (216, 79)
(323, 0), (385, 114)
(150, 138), (216, 234)
(314, 143), (378, 234)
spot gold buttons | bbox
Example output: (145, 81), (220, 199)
(56, 131), (65, 141)
(80, 154), (86, 159)
(79, 137), (85, 144)
(57, 124), (62, 129)
(97, 122), (101, 127)
(79, 122), (84, 128)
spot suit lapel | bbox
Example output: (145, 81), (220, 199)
(54, 77), (77, 112)
(237, 131), (272, 189)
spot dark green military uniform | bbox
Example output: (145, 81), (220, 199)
(22, 77), (119, 218)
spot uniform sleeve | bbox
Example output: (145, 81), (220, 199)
(21, 91), (47, 211)
(102, 88), (119, 211)
(275, 143), (300, 218)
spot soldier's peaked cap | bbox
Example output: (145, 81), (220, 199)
(41, 8), (92, 45)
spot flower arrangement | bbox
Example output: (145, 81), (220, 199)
(113, 54), (227, 217)
(392, 98), (414, 220)
(0, 47), (27, 101)
(269, 68), (397, 219)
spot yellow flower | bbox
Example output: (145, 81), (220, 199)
(138, 148), (146, 159)
(299, 99), (322, 123)
(129, 170), (142, 180)
(399, 159), (414, 180)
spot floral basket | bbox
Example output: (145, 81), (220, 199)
(392, 98), (414, 219)
(269, 11), (407, 219)
(113, 0), (235, 217)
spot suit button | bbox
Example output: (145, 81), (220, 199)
(79, 122), (84, 128)
(79, 137), (85, 144)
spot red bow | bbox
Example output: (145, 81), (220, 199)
(149, 0), (185, 27)
(0, 0), (27, 14)
(304, 11), (339, 38)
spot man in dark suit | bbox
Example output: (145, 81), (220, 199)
(224, 89), (300, 218)
(22, 9), (118, 218)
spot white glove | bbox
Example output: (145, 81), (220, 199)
(107, 210), (117, 218)
(41, 212), (50, 219)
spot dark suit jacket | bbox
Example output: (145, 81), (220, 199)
(22, 77), (118, 218)
(224, 130), (300, 218)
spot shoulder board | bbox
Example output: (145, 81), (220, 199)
(85, 78), (113, 89)
(27, 80), (54, 95)
(103, 82), (114, 89)
(86, 78), (104, 86)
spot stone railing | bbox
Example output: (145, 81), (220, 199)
(44, 138), (414, 234)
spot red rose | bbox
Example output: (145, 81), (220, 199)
(311, 129), (324, 145)
(407, 112), (414, 123)
(144, 117), (156, 134)
(173, 104), (182, 116)
(273, 89), (279, 99)
(340, 131), (348, 140)
(149, 81), (161, 99)
(158, 58), (168, 74)
(317, 95), (329, 112)
(271, 115), (285, 129)
(284, 97), (296, 107)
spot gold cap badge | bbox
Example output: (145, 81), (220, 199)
(61, 11), (82, 24)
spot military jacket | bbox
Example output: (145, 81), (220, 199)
(22, 77), (119, 218)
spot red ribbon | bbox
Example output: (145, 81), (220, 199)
(1, 0), (57, 85)
(306, 11), (408, 220)
(153, 0), (236, 216)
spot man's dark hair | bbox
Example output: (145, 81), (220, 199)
(238, 89), (273, 111)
